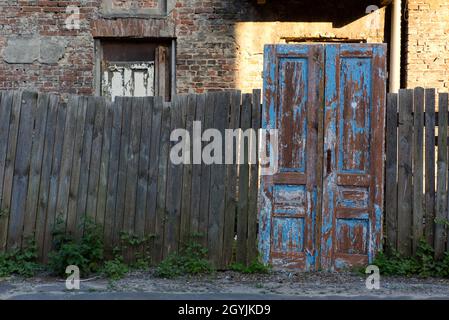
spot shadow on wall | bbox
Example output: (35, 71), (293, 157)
(235, 0), (386, 26)
(231, 0), (387, 92)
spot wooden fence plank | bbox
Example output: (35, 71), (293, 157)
(43, 100), (67, 260)
(86, 97), (106, 222)
(135, 97), (153, 237)
(114, 97), (132, 244)
(247, 89), (261, 264)
(198, 93), (216, 248)
(124, 97), (143, 234)
(385, 93), (398, 251)
(55, 95), (79, 234)
(146, 96), (163, 260)
(435, 93), (448, 259)
(189, 94), (205, 237)
(7, 91), (37, 249)
(75, 96), (96, 238)
(96, 100), (114, 229)
(425, 88), (436, 246)
(236, 93), (252, 264)
(153, 101), (171, 262)
(104, 98), (123, 252)
(397, 89), (414, 256)
(66, 96), (87, 235)
(208, 92), (230, 268)
(0, 91), (13, 252)
(164, 95), (186, 257)
(222, 90), (241, 267)
(23, 93), (49, 242)
(35, 95), (59, 258)
(180, 94), (196, 244)
(413, 87), (425, 254)
(0, 91), (23, 252)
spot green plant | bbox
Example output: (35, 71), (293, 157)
(0, 239), (41, 277)
(48, 216), (104, 277)
(373, 239), (449, 278)
(118, 232), (153, 270)
(101, 255), (129, 280)
(155, 240), (213, 278)
(229, 259), (271, 274)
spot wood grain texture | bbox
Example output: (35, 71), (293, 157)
(7, 91), (37, 250)
(435, 93), (448, 259)
(425, 88), (436, 247)
(385, 93), (398, 251)
(236, 93), (251, 264)
(397, 89), (413, 256)
(412, 87), (424, 254)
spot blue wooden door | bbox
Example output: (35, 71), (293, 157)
(259, 44), (387, 271)
(259, 44), (324, 271)
(321, 44), (386, 271)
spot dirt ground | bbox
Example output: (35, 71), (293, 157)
(1, 270), (449, 300)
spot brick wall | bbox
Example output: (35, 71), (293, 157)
(0, 0), (387, 96)
(406, 0), (449, 92)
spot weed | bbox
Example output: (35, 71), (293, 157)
(373, 239), (449, 278)
(229, 259), (271, 274)
(155, 240), (213, 278)
(118, 232), (153, 271)
(101, 255), (129, 280)
(48, 216), (104, 277)
(0, 239), (41, 277)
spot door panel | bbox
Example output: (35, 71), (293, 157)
(259, 45), (324, 271)
(260, 43), (386, 271)
(321, 44), (386, 271)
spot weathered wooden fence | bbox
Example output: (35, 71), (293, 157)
(386, 87), (449, 258)
(0, 90), (261, 269)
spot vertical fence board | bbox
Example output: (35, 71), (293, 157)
(208, 92), (230, 268)
(413, 87), (425, 254)
(435, 93), (448, 258)
(247, 89), (261, 264)
(164, 95), (186, 257)
(123, 97), (143, 234)
(43, 101), (67, 260)
(96, 100), (114, 229)
(180, 94), (196, 244)
(0, 91), (22, 252)
(135, 97), (153, 237)
(86, 98), (106, 222)
(75, 97), (96, 238)
(66, 97), (87, 235)
(104, 98), (123, 252)
(56, 95), (78, 234)
(0, 91), (13, 252)
(153, 102), (171, 263)
(397, 89), (413, 256)
(222, 90), (241, 267)
(7, 91), (37, 249)
(237, 93), (252, 264)
(190, 94), (205, 236)
(146, 97), (162, 258)
(425, 88), (436, 246)
(114, 97), (132, 244)
(198, 93), (215, 247)
(385, 93), (398, 251)
(35, 95), (58, 257)
(23, 93), (49, 242)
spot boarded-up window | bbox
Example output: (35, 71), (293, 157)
(96, 40), (171, 101)
(102, 62), (155, 100)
